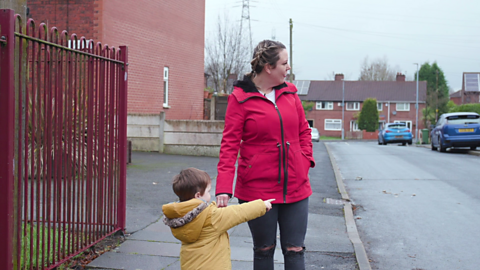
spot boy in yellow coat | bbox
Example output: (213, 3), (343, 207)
(162, 168), (273, 270)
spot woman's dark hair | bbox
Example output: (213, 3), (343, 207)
(172, 168), (211, 202)
(248, 40), (286, 76)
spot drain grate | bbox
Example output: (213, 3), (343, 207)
(325, 198), (346, 205)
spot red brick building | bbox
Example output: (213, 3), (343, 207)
(297, 73), (427, 139)
(449, 72), (480, 105)
(27, 0), (206, 120)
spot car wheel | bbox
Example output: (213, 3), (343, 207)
(408, 141), (412, 145)
(438, 136), (446, 152)
(471, 146), (477, 150)
(431, 137), (437, 151)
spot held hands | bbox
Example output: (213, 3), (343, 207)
(264, 199), (275, 211)
(216, 195), (275, 211)
(216, 194), (230, 208)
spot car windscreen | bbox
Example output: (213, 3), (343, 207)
(387, 124), (406, 129)
(446, 115), (480, 124)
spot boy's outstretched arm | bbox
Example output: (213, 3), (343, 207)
(211, 199), (268, 233)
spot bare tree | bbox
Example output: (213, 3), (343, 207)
(358, 56), (400, 81)
(205, 16), (250, 94)
(324, 71), (336, 80)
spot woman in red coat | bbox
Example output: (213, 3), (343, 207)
(216, 40), (315, 270)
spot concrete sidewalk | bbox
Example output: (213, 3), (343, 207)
(87, 143), (361, 270)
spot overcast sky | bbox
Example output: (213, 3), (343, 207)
(205, 0), (480, 91)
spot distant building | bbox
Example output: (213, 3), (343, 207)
(449, 90), (463, 105)
(296, 73), (427, 139)
(449, 72), (480, 105)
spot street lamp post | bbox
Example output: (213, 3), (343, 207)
(342, 79), (345, 140)
(414, 63), (419, 143)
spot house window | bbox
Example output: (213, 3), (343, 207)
(396, 103), (410, 111)
(346, 102), (360, 110)
(350, 120), (360, 131)
(67, 40), (91, 50)
(325, 119), (342, 130)
(163, 67), (169, 107)
(394, 120), (412, 129)
(316, 101), (333, 110)
(377, 102), (382, 111)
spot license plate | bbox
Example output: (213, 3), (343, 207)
(395, 135), (402, 138)
(458, 128), (474, 132)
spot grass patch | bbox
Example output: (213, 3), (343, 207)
(21, 222), (64, 269)
(320, 136), (342, 140)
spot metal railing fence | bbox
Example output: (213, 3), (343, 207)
(0, 9), (128, 269)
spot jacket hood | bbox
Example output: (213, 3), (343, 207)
(232, 75), (295, 103)
(162, 199), (210, 243)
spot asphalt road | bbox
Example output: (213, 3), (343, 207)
(326, 141), (480, 270)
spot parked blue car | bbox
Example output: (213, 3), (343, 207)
(378, 123), (413, 145)
(430, 112), (480, 152)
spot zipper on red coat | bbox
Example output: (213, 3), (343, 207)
(277, 143), (281, 184)
(285, 141), (290, 203)
(274, 103), (287, 203)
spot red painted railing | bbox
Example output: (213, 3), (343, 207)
(0, 9), (128, 270)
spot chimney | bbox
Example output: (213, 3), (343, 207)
(335, 74), (344, 81)
(396, 72), (405, 82)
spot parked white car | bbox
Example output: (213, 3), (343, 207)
(311, 127), (320, 142)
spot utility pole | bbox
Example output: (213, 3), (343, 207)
(240, 0), (253, 52)
(414, 63), (419, 143)
(289, 18), (293, 83)
(435, 70), (439, 123)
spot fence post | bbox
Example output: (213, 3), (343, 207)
(0, 9), (16, 270)
(118, 45), (128, 231)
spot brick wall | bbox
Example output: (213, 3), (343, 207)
(27, 0), (206, 120)
(27, 0), (95, 40)
(99, 0), (205, 119)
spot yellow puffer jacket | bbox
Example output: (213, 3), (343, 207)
(162, 199), (266, 270)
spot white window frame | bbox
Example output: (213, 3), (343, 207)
(350, 120), (360, 131)
(377, 102), (383, 111)
(316, 101), (333, 110)
(325, 119), (342, 131)
(394, 120), (412, 129)
(396, 103), (410, 111)
(163, 67), (169, 108)
(67, 40), (92, 50)
(346, 102), (360, 111)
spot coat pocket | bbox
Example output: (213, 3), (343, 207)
(238, 151), (278, 185)
(290, 149), (310, 183)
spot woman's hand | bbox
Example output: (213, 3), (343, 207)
(216, 194), (230, 208)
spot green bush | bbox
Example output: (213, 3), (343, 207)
(358, 98), (379, 132)
(448, 103), (480, 114)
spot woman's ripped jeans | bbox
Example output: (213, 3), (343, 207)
(239, 197), (309, 270)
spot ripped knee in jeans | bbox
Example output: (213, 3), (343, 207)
(254, 244), (276, 259)
(283, 244), (305, 256)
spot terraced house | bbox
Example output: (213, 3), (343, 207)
(296, 73), (427, 139)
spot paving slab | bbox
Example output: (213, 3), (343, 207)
(115, 240), (181, 257)
(305, 214), (353, 253)
(88, 252), (178, 270)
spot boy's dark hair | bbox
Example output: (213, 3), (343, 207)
(172, 168), (211, 202)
